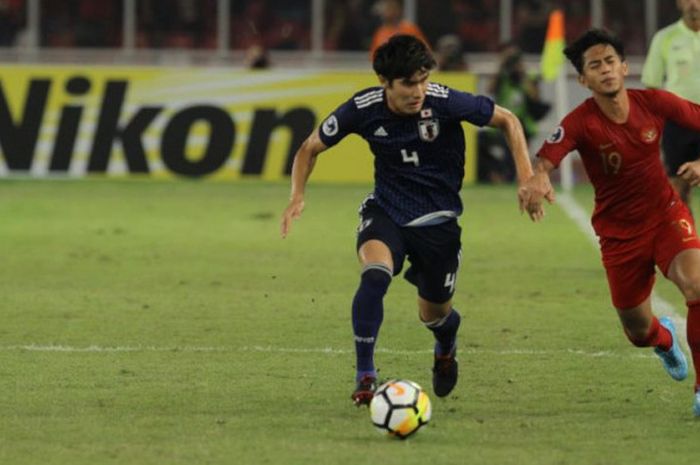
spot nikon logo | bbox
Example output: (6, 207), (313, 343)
(0, 76), (316, 177)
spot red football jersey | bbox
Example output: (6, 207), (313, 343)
(538, 89), (700, 239)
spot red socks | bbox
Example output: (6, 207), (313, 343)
(649, 317), (673, 351)
(626, 316), (672, 351)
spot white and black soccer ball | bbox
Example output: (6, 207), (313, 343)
(369, 379), (431, 439)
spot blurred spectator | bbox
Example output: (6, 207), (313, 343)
(245, 44), (270, 69)
(230, 0), (271, 50)
(0, 0), (23, 46)
(489, 42), (548, 140)
(324, 0), (375, 50)
(415, 0), (458, 49)
(137, 0), (214, 48)
(563, 2), (591, 44)
(41, 1), (76, 47)
(165, 0), (207, 47)
(417, 0), (499, 53)
(138, 0), (173, 47)
(4, 0), (668, 55)
(269, 0), (311, 49)
(435, 34), (466, 71)
(452, 0), (499, 52)
(604, 0), (646, 55)
(478, 42), (550, 183)
(230, 0), (309, 51)
(513, 0), (550, 53)
(75, 0), (120, 47)
(369, 0), (429, 58)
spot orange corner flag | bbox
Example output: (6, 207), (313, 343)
(540, 9), (566, 81)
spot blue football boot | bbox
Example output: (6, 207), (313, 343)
(654, 317), (688, 381)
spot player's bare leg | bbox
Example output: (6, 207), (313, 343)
(419, 297), (460, 397)
(667, 248), (700, 414)
(616, 296), (688, 381)
(351, 240), (393, 406)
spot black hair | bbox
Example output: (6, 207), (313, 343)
(564, 28), (626, 75)
(372, 35), (436, 82)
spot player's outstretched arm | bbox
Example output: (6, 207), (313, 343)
(280, 129), (328, 238)
(488, 105), (532, 183)
(678, 160), (700, 187)
(487, 105), (544, 221)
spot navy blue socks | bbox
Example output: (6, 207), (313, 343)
(352, 264), (392, 380)
(424, 309), (461, 356)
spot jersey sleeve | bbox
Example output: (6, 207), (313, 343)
(446, 88), (495, 127)
(536, 112), (581, 168)
(650, 89), (700, 132)
(641, 31), (666, 88)
(317, 97), (361, 148)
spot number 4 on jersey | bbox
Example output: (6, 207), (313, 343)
(444, 272), (456, 293)
(401, 149), (420, 167)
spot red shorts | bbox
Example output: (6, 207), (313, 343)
(601, 200), (700, 309)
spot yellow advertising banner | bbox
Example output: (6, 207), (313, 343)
(0, 66), (479, 182)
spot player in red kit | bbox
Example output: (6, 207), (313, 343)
(529, 29), (700, 416)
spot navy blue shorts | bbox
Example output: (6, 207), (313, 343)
(356, 198), (462, 304)
(662, 120), (700, 175)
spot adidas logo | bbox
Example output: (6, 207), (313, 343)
(374, 126), (388, 137)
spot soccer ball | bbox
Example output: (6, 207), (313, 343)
(369, 379), (431, 439)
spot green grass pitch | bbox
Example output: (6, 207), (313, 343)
(0, 179), (698, 465)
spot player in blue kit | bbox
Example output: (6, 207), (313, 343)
(280, 35), (551, 406)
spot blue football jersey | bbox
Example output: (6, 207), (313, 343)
(318, 83), (494, 226)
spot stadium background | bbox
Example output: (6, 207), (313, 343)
(0, 0), (681, 183)
(4, 2), (700, 464)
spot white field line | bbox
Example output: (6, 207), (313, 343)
(0, 344), (655, 359)
(557, 192), (688, 350)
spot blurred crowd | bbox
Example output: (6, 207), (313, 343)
(0, 0), (683, 56)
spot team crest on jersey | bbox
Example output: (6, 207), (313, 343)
(640, 127), (658, 144)
(418, 119), (440, 142)
(322, 115), (339, 137)
(546, 126), (564, 144)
